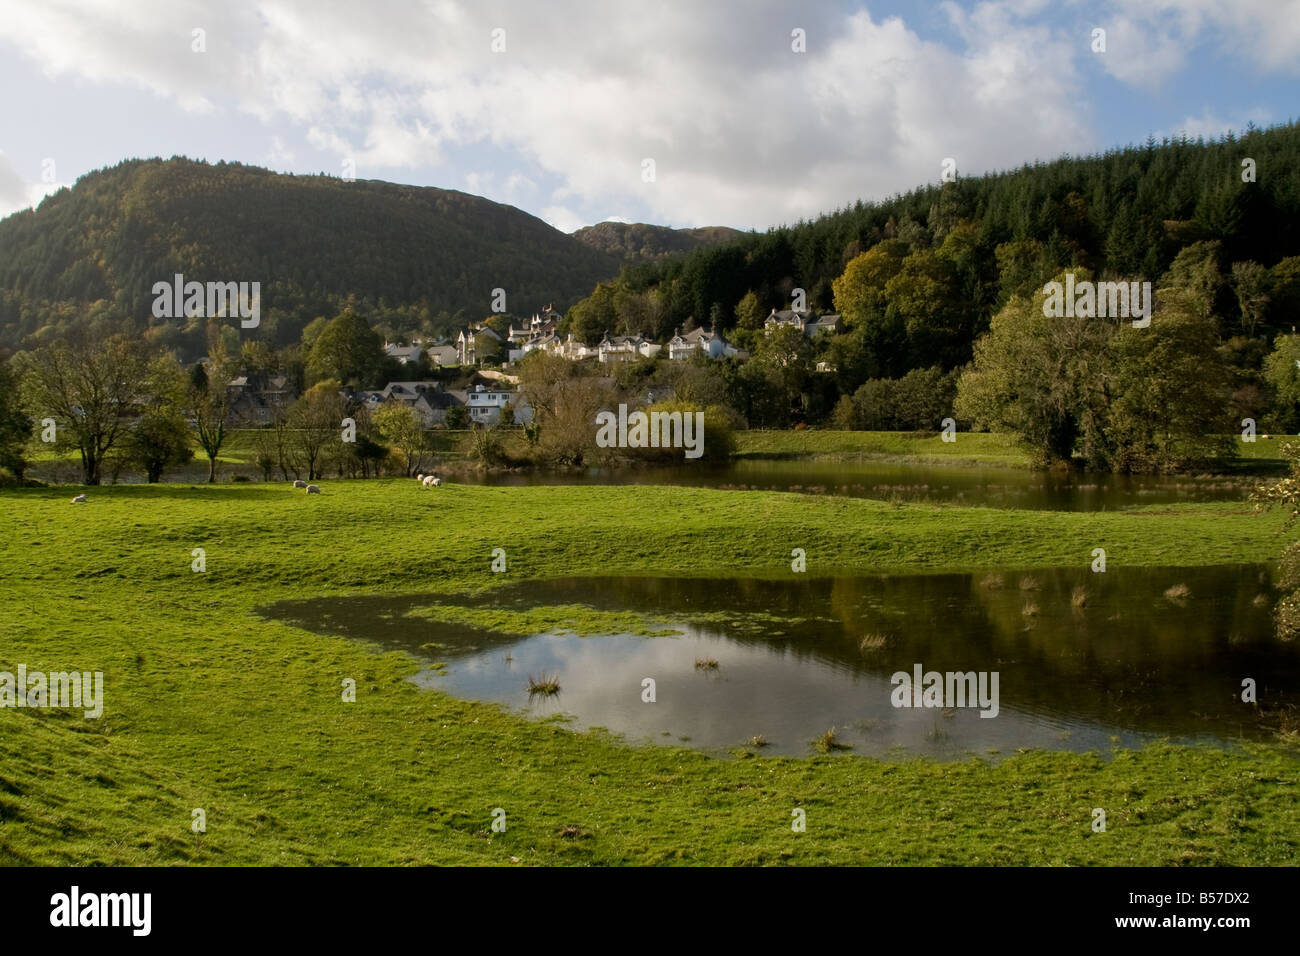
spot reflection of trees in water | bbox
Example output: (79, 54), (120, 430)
(266, 566), (1295, 739)
(501, 568), (1293, 736)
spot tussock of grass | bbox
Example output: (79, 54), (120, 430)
(813, 727), (852, 753)
(693, 656), (719, 671)
(527, 673), (561, 696)
(1019, 575), (1040, 591)
(1022, 601), (1039, 617)
(980, 573), (1005, 590)
(1164, 583), (1191, 604)
(1071, 586), (1088, 608)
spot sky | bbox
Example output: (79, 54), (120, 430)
(0, 0), (1296, 233)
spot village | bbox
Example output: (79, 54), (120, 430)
(220, 303), (842, 430)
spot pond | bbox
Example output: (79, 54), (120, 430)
(263, 565), (1298, 759)
(38, 455), (1261, 511)
(457, 459), (1258, 511)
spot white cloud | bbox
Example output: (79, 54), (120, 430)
(0, 0), (1297, 229)
(1161, 107), (1273, 142)
(266, 136), (295, 166)
(1093, 0), (1300, 89)
(540, 205), (585, 234)
(0, 153), (30, 220)
(0, 152), (66, 220)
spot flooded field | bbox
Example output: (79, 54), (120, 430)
(264, 564), (1297, 758)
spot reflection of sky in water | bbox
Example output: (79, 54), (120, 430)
(264, 564), (1296, 760)
(416, 629), (1157, 759)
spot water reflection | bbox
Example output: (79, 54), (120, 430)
(263, 565), (1297, 758)
(462, 460), (1258, 511)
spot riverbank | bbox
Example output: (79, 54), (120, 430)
(733, 429), (1292, 473)
(20, 429), (1289, 486)
(1, 482), (1296, 865)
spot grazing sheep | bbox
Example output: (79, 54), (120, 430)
(305, 484), (321, 494)
(292, 479), (307, 488)
(431, 477), (442, 487)
(71, 493), (87, 503)
(415, 474), (425, 482)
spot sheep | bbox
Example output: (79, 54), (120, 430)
(71, 493), (87, 503)
(305, 484), (321, 494)
(421, 475), (435, 487)
(431, 477), (442, 487)
(292, 479), (307, 488)
(416, 473), (425, 482)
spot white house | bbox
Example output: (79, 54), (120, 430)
(764, 309), (841, 338)
(667, 327), (738, 360)
(597, 334), (660, 363)
(526, 333), (595, 361)
(764, 309), (809, 334)
(466, 384), (533, 425)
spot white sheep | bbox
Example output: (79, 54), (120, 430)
(292, 479), (307, 488)
(421, 475), (435, 487)
(305, 484), (321, 494)
(71, 493), (87, 503)
(431, 477), (442, 487)
(415, 473), (425, 482)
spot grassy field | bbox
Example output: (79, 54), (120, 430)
(732, 429), (1032, 464)
(1, 481), (1297, 865)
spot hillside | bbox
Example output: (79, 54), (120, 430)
(572, 221), (746, 263)
(0, 157), (624, 355)
(566, 122), (1300, 350)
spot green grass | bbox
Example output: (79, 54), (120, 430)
(733, 429), (1293, 474)
(734, 430), (1035, 465)
(0, 480), (1296, 865)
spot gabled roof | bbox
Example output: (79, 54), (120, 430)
(382, 381), (441, 399)
(600, 334), (649, 348)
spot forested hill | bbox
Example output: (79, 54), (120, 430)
(563, 121), (1300, 349)
(0, 157), (623, 354)
(572, 221), (746, 263)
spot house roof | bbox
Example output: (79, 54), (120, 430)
(382, 381), (441, 399)
(600, 334), (649, 347)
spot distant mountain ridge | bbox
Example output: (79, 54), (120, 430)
(572, 221), (746, 263)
